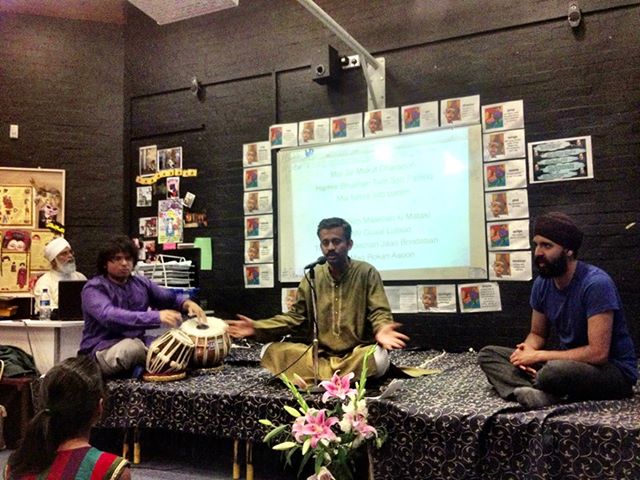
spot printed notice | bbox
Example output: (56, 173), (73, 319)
(440, 94), (480, 126)
(489, 251), (532, 281)
(245, 215), (273, 239)
(298, 118), (331, 146)
(244, 238), (274, 264)
(487, 219), (530, 251)
(485, 189), (529, 221)
(243, 190), (272, 215)
(484, 159), (527, 191)
(244, 263), (274, 288)
(528, 135), (593, 183)
(482, 100), (525, 133)
(384, 286), (419, 313)
(365, 108), (400, 138)
(269, 123), (298, 149)
(330, 113), (363, 142)
(401, 101), (439, 132)
(243, 166), (272, 191)
(483, 129), (526, 162)
(281, 287), (298, 313)
(243, 141), (271, 167)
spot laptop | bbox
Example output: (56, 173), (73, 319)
(56, 280), (87, 321)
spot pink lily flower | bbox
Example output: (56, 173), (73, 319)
(291, 408), (339, 448)
(319, 371), (357, 403)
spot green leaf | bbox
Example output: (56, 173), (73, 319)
(301, 437), (311, 455)
(263, 424), (288, 443)
(280, 374), (309, 411)
(273, 441), (297, 451)
(297, 449), (313, 477)
(284, 405), (302, 418)
(258, 419), (273, 426)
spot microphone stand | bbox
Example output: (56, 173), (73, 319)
(307, 265), (320, 387)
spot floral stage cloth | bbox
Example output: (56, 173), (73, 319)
(99, 347), (640, 480)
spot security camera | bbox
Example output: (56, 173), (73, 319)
(568, 2), (581, 28)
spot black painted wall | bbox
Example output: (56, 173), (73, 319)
(1, 1), (638, 351)
(0, 12), (125, 276)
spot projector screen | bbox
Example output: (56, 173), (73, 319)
(277, 125), (487, 282)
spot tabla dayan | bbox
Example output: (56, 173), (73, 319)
(180, 317), (231, 370)
(143, 328), (195, 382)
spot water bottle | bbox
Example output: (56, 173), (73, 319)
(39, 288), (51, 321)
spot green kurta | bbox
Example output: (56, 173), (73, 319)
(254, 259), (393, 382)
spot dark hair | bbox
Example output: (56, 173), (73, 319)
(317, 217), (352, 240)
(7, 356), (104, 477)
(97, 235), (139, 274)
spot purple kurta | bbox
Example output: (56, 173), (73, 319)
(79, 274), (188, 357)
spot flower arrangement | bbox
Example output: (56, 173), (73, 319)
(259, 346), (383, 480)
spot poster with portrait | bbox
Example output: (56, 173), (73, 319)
(298, 118), (330, 146)
(364, 108), (399, 138)
(157, 199), (183, 244)
(158, 147), (183, 171)
(528, 135), (593, 183)
(483, 129), (526, 162)
(330, 113), (363, 142)
(29, 230), (59, 271)
(440, 94), (480, 126)
(243, 141), (271, 167)
(245, 215), (273, 239)
(482, 100), (525, 132)
(486, 219), (530, 251)
(136, 186), (153, 207)
(166, 177), (180, 199)
(458, 282), (502, 313)
(484, 160), (527, 191)
(244, 238), (274, 264)
(139, 145), (158, 176)
(384, 286), (419, 313)
(243, 166), (272, 191)
(0, 251), (30, 293)
(138, 217), (158, 238)
(489, 251), (532, 281)
(269, 123), (298, 149)
(417, 284), (457, 313)
(244, 263), (274, 288)
(281, 287), (298, 313)
(401, 101), (439, 132)
(485, 189), (529, 221)
(243, 190), (272, 215)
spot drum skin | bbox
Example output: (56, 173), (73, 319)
(180, 317), (231, 368)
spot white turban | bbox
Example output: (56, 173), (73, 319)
(44, 237), (71, 262)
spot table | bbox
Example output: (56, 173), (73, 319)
(0, 319), (84, 373)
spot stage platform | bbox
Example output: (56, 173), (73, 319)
(98, 346), (640, 479)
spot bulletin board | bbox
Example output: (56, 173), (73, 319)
(0, 167), (65, 294)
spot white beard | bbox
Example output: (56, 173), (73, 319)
(57, 261), (77, 275)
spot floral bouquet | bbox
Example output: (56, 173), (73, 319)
(259, 346), (383, 480)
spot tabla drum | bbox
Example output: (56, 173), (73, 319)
(144, 329), (195, 381)
(180, 317), (231, 370)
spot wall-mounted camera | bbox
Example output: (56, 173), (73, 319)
(568, 2), (581, 28)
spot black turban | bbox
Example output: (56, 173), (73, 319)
(533, 212), (583, 252)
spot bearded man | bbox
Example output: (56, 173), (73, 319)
(33, 237), (87, 312)
(478, 212), (637, 408)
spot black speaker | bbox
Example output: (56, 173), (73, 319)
(311, 45), (341, 84)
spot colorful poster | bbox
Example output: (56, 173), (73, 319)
(365, 108), (399, 138)
(483, 129), (526, 162)
(269, 123), (298, 149)
(298, 118), (330, 146)
(489, 251), (532, 281)
(138, 217), (158, 237)
(440, 94), (480, 126)
(157, 199), (183, 244)
(528, 136), (593, 183)
(401, 101), (439, 132)
(166, 177), (180, 199)
(417, 284), (457, 313)
(244, 263), (274, 288)
(243, 141), (271, 167)
(485, 189), (529, 221)
(458, 283), (502, 313)
(482, 100), (525, 132)
(0, 251), (30, 293)
(243, 166), (272, 191)
(330, 113), (363, 142)
(29, 230), (58, 270)
(1, 186), (33, 226)
(245, 215), (273, 239)
(487, 219), (530, 251)
(484, 160), (527, 191)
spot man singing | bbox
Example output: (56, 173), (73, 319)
(227, 217), (408, 383)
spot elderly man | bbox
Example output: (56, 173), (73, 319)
(33, 237), (86, 312)
(479, 212), (637, 408)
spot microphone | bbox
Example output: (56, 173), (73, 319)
(304, 256), (327, 270)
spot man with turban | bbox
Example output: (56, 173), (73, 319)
(478, 212), (637, 408)
(33, 237), (86, 312)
